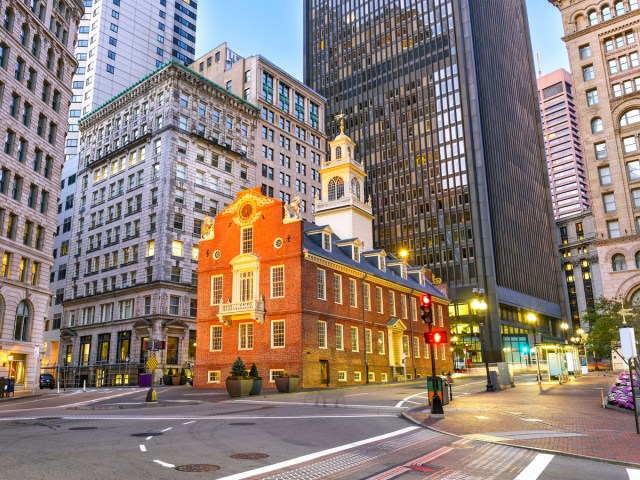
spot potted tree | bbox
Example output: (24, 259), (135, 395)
(179, 368), (188, 385)
(225, 356), (253, 397)
(163, 368), (173, 386)
(249, 364), (262, 395)
(171, 368), (181, 385)
(275, 371), (299, 393)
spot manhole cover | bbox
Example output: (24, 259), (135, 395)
(228, 422), (256, 426)
(131, 432), (163, 437)
(175, 464), (220, 472)
(230, 453), (270, 460)
(68, 427), (97, 430)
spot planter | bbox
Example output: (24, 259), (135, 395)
(180, 376), (188, 385)
(171, 376), (181, 385)
(250, 379), (263, 395)
(275, 377), (299, 393)
(162, 375), (172, 386)
(226, 378), (253, 397)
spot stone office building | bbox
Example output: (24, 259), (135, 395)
(0, 0), (83, 387)
(59, 61), (259, 386)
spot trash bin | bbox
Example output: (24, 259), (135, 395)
(427, 376), (450, 405)
(6, 378), (15, 397)
(139, 374), (152, 388)
(489, 371), (500, 391)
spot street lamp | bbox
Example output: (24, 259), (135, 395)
(471, 294), (493, 392)
(527, 313), (541, 384)
(451, 335), (459, 372)
(560, 322), (569, 344)
(7, 353), (13, 379)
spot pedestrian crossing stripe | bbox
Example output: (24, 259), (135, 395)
(146, 354), (158, 371)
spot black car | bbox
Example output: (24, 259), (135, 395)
(39, 373), (55, 389)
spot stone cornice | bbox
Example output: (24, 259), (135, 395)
(594, 233), (640, 247)
(562, 11), (640, 43)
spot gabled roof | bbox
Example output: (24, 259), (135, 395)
(302, 220), (447, 300)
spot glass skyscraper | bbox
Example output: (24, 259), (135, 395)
(304, 0), (567, 360)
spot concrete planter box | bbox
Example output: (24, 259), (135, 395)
(226, 378), (253, 397)
(275, 377), (299, 393)
(250, 379), (263, 395)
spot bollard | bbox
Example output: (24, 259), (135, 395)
(83, 379), (86, 392)
(146, 387), (157, 403)
(57, 381), (60, 396)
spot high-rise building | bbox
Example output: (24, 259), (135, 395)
(57, 61), (258, 387)
(538, 68), (590, 219)
(46, 0), (197, 368)
(0, 0), (83, 387)
(552, 0), (640, 306)
(304, 0), (567, 360)
(194, 43), (326, 217)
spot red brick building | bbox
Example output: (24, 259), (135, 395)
(194, 187), (451, 388)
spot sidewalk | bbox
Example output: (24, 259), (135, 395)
(404, 373), (640, 466)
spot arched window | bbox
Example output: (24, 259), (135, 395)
(612, 253), (627, 271)
(347, 146), (351, 157)
(335, 146), (342, 159)
(56, 59), (64, 80)
(351, 178), (361, 200)
(46, 48), (54, 71)
(20, 23), (29, 46)
(601, 6), (612, 21)
(620, 109), (640, 127)
(632, 289), (640, 305)
(636, 251), (640, 268)
(31, 35), (40, 57)
(3, 8), (14, 31)
(615, 1), (625, 15)
(588, 10), (598, 25)
(328, 177), (344, 201)
(591, 117), (604, 133)
(14, 301), (30, 341)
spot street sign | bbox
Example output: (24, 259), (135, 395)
(146, 354), (158, 371)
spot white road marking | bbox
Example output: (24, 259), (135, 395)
(139, 445), (146, 452)
(145, 436), (153, 440)
(628, 468), (640, 480)
(344, 393), (369, 397)
(161, 427), (172, 432)
(395, 391), (428, 408)
(0, 389), (147, 414)
(183, 420), (195, 425)
(233, 399), (402, 410)
(475, 416), (490, 420)
(215, 426), (419, 480)
(153, 460), (175, 468)
(514, 453), (554, 480)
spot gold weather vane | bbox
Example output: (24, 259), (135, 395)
(335, 113), (345, 134)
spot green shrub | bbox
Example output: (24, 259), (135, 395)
(249, 364), (261, 380)
(229, 356), (248, 379)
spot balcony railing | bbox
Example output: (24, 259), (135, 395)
(217, 298), (266, 325)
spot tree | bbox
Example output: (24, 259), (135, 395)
(583, 297), (640, 369)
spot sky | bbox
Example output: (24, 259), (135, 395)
(194, 1), (570, 83)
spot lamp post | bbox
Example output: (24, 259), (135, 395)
(560, 322), (569, 344)
(451, 335), (459, 372)
(471, 295), (493, 392)
(7, 353), (13, 380)
(527, 313), (541, 384)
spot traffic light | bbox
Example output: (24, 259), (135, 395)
(521, 345), (529, 354)
(424, 331), (448, 344)
(420, 293), (433, 324)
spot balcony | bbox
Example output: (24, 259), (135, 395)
(217, 298), (266, 326)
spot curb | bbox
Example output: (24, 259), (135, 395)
(402, 408), (640, 469)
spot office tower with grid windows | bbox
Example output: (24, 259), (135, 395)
(552, 0), (640, 306)
(0, 0), (83, 388)
(194, 43), (327, 217)
(47, 0), (197, 369)
(304, 0), (567, 361)
(57, 62), (258, 387)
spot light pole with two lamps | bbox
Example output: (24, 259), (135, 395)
(451, 335), (459, 372)
(560, 322), (569, 344)
(527, 313), (541, 384)
(471, 293), (494, 392)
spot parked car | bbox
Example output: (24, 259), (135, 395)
(39, 373), (55, 389)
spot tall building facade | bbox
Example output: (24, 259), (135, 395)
(46, 0), (197, 368)
(552, 0), (640, 306)
(538, 68), (590, 218)
(0, 0), (83, 387)
(194, 43), (326, 218)
(304, 0), (567, 361)
(58, 62), (258, 387)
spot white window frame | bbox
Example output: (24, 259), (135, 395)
(318, 320), (327, 349)
(271, 319), (285, 348)
(368, 372), (375, 382)
(401, 294), (408, 319)
(207, 371), (221, 383)
(210, 325), (222, 351)
(210, 275), (223, 305)
(270, 265), (285, 298)
(334, 274), (342, 304)
(269, 369), (284, 383)
(365, 328), (373, 354)
(317, 268), (326, 300)
(389, 291), (396, 316)
(376, 286), (383, 313)
(364, 282), (371, 311)
(413, 336), (421, 358)
(349, 278), (357, 307)
(337, 371), (347, 382)
(381, 373), (388, 382)
(378, 331), (385, 354)
(239, 322), (254, 350)
(354, 371), (362, 382)
(351, 326), (359, 352)
(336, 324), (344, 350)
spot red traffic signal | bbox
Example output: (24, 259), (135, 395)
(420, 293), (433, 324)
(420, 294), (432, 307)
(424, 331), (448, 345)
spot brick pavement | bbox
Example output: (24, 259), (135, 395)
(404, 372), (640, 466)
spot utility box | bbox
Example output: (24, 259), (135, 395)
(497, 362), (515, 388)
(427, 376), (450, 405)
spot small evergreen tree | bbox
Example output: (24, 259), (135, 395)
(249, 364), (260, 379)
(230, 356), (248, 378)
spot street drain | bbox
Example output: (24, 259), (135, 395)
(131, 432), (163, 437)
(230, 453), (270, 460)
(175, 464), (220, 472)
(228, 422), (256, 426)
(68, 427), (97, 430)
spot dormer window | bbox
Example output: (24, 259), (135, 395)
(322, 232), (331, 251)
(353, 245), (360, 262)
(241, 226), (253, 254)
(379, 256), (386, 271)
(400, 265), (406, 279)
(335, 146), (342, 159)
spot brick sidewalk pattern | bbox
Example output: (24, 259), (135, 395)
(405, 373), (640, 466)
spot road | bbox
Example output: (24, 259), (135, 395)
(0, 376), (637, 479)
